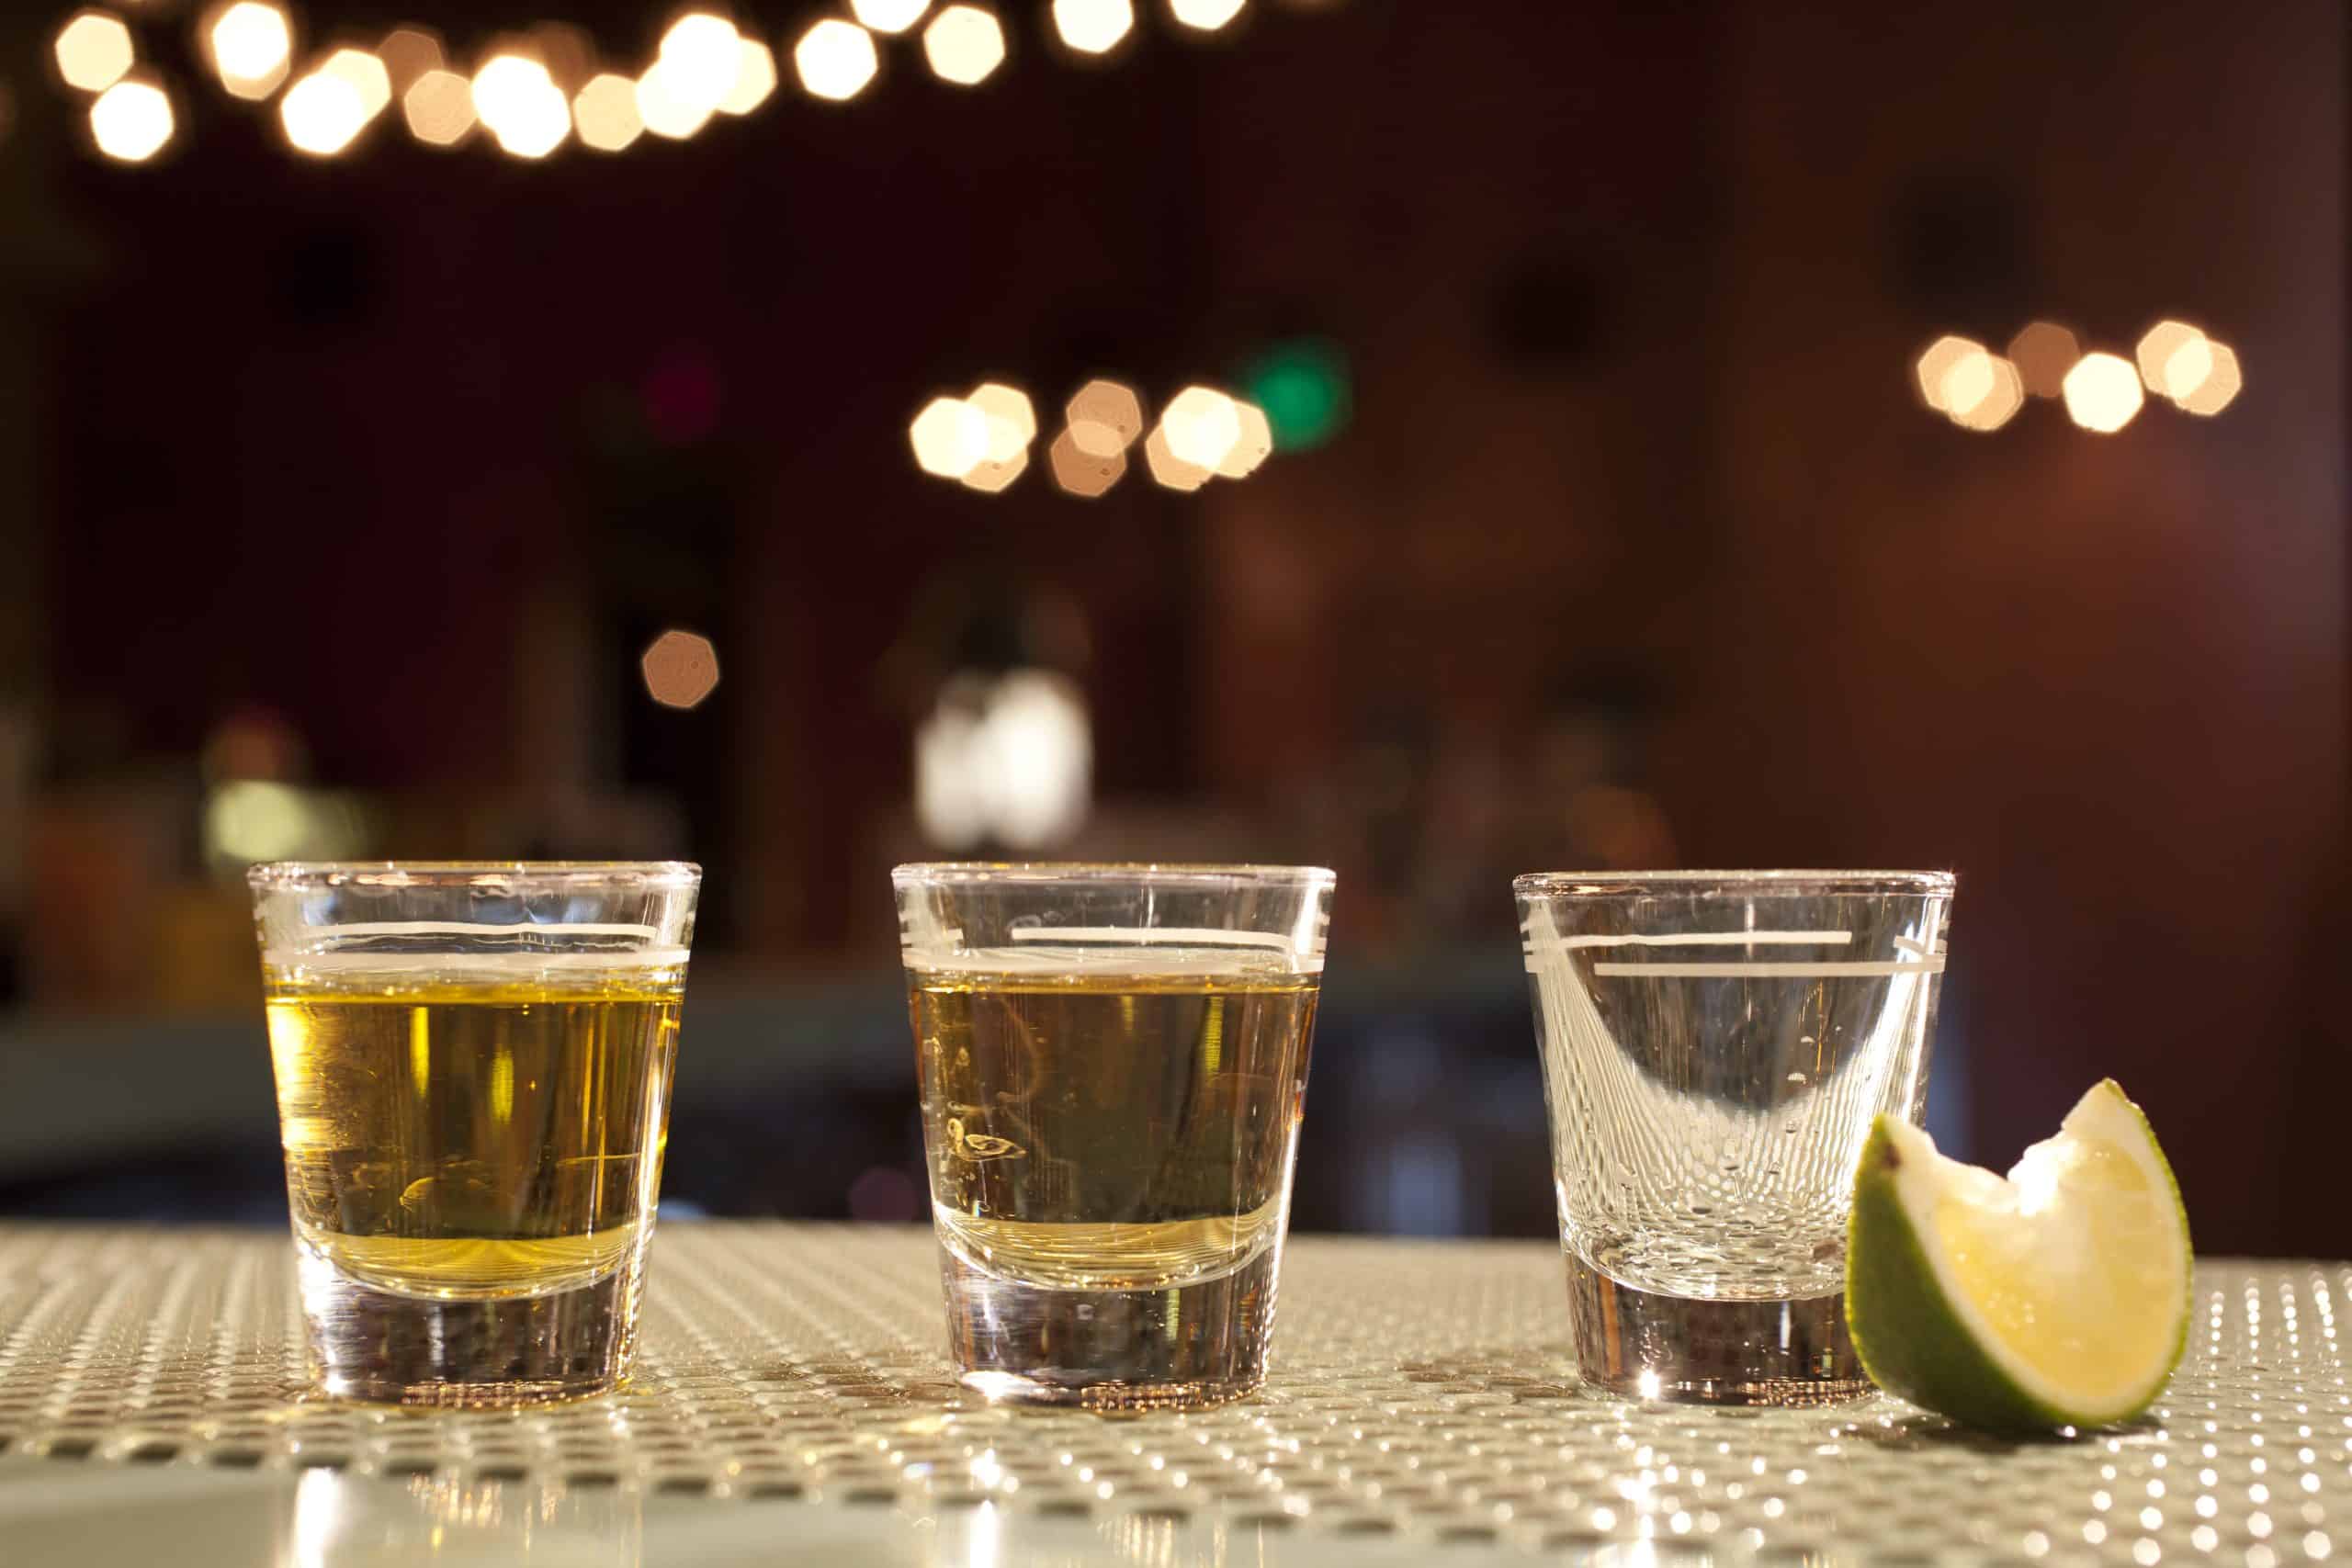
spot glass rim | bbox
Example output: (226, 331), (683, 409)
(247, 861), (702, 892)
(892, 861), (1335, 888)
(1514, 868), (1953, 897)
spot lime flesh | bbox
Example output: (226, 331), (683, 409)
(1846, 1079), (2190, 1432)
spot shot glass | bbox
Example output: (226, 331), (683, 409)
(249, 862), (700, 1406)
(1515, 870), (1953, 1405)
(893, 863), (1335, 1410)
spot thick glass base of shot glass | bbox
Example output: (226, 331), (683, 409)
(940, 1245), (1279, 1412)
(296, 1247), (643, 1407)
(1565, 1257), (1872, 1407)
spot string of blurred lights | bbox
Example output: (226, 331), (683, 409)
(1915, 318), (2242, 434)
(910, 378), (1281, 497)
(47, 0), (1337, 166)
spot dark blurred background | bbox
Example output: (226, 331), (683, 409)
(0, 0), (2343, 1254)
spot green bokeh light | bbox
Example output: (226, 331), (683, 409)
(1242, 339), (1351, 452)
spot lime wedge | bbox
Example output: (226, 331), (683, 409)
(1846, 1079), (2190, 1432)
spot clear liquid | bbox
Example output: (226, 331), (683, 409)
(1525, 904), (1945, 1300)
(265, 961), (681, 1303)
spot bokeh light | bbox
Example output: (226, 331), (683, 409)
(572, 73), (643, 152)
(967, 383), (1036, 464)
(279, 68), (368, 156)
(55, 12), (135, 95)
(1054, 0), (1136, 54)
(637, 57), (717, 139)
(1913, 334), (1984, 412)
(853, 0), (933, 33)
(1066, 378), (1144, 455)
(658, 13), (743, 110)
(209, 3), (292, 99)
(1949, 355), (2024, 433)
(846, 1165), (922, 1222)
(641, 630), (721, 710)
(401, 68), (475, 147)
(916, 670), (1091, 851)
(322, 49), (391, 119)
(1214, 399), (1274, 476)
(910, 397), (990, 479)
(88, 77), (173, 163)
(2061, 352), (2145, 434)
(529, 22), (597, 95)
(1936, 347), (1996, 421)
(376, 27), (441, 89)
(1048, 428), (1125, 497)
(922, 6), (1006, 86)
(1170, 0), (1249, 31)
(795, 18), (879, 103)
(719, 40), (777, 115)
(2175, 342), (2243, 416)
(202, 781), (368, 869)
(472, 54), (571, 159)
(199, 705), (309, 787)
(2134, 320), (2209, 400)
(2159, 337), (2214, 400)
(1160, 385), (1243, 469)
(1563, 782), (1677, 870)
(1242, 338), (1350, 449)
(2137, 320), (2243, 415)
(2007, 321), (2080, 400)
(1142, 426), (1212, 491)
(960, 447), (1030, 493)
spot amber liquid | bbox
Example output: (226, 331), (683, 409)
(910, 961), (1318, 1407)
(265, 962), (682, 1303)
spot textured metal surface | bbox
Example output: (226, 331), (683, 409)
(0, 1223), (2344, 1564)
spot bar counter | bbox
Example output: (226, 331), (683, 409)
(0, 1223), (2335, 1565)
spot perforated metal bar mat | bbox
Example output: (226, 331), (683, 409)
(0, 1224), (2342, 1564)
